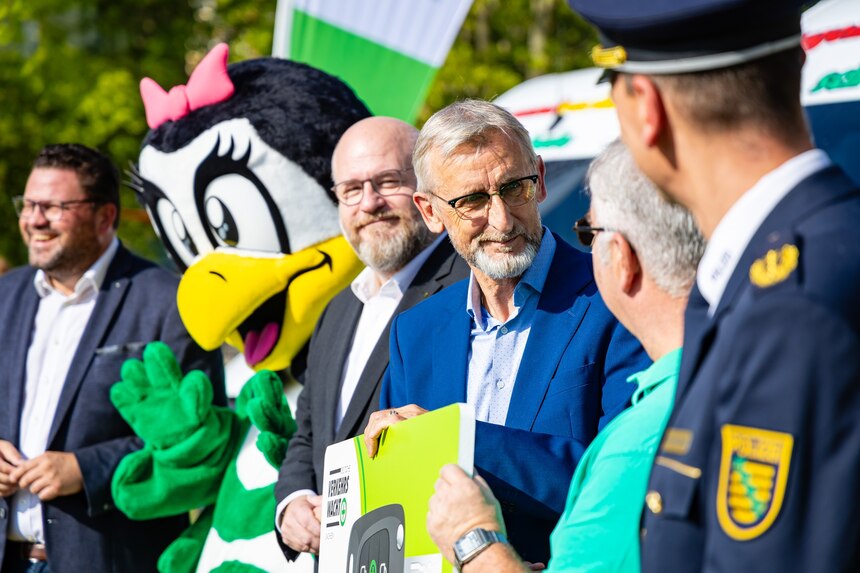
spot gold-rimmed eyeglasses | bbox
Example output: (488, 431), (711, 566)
(433, 174), (539, 221)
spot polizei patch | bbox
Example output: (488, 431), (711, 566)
(717, 424), (794, 540)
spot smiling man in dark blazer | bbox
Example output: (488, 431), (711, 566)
(0, 143), (224, 573)
(274, 117), (469, 562)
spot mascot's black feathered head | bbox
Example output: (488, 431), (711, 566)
(131, 44), (370, 372)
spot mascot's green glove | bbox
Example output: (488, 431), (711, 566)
(235, 369), (297, 469)
(111, 342), (245, 519)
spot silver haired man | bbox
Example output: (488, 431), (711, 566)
(425, 140), (705, 573)
(363, 101), (650, 565)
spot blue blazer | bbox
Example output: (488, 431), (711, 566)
(381, 235), (650, 564)
(641, 164), (860, 572)
(0, 245), (225, 573)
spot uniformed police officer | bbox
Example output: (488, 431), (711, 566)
(567, 0), (860, 571)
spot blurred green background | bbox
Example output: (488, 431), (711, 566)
(0, 0), (595, 269)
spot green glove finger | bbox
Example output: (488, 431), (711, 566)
(245, 371), (295, 436)
(112, 359), (150, 413)
(248, 369), (282, 404)
(178, 370), (214, 427)
(143, 341), (183, 390)
(256, 431), (289, 470)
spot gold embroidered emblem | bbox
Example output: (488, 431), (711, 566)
(717, 425), (793, 540)
(749, 244), (799, 288)
(591, 44), (627, 67)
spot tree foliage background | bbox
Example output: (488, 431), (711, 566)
(0, 0), (594, 268)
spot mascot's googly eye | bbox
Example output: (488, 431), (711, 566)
(156, 197), (199, 268)
(201, 174), (282, 252)
(205, 196), (239, 246)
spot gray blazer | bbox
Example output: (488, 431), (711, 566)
(274, 238), (469, 561)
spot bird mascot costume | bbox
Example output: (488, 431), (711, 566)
(109, 43), (371, 572)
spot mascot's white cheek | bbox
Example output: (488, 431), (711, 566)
(236, 426), (278, 489)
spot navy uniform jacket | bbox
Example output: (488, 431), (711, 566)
(0, 245), (226, 573)
(381, 234), (650, 564)
(641, 164), (860, 572)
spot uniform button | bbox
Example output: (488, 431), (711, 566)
(496, 380), (505, 389)
(640, 527), (647, 539)
(0, 507), (6, 519)
(103, 503), (111, 511)
(500, 326), (508, 334)
(645, 491), (663, 515)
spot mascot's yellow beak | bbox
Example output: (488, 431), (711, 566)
(177, 235), (363, 371)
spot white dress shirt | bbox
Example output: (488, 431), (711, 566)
(8, 238), (119, 543)
(697, 149), (831, 314)
(276, 234), (445, 524)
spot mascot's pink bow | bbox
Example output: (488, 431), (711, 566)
(140, 43), (235, 129)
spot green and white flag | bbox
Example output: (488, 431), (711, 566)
(274, 0), (473, 122)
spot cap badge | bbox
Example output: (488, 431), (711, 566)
(590, 44), (627, 68)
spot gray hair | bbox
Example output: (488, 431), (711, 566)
(586, 140), (705, 298)
(413, 99), (537, 194)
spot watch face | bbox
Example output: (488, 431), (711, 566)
(454, 529), (483, 565)
(454, 529), (505, 568)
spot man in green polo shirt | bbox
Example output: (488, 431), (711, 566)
(426, 139), (705, 572)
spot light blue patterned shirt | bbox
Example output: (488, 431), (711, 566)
(465, 229), (557, 424)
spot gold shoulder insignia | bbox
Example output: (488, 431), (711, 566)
(717, 424), (793, 541)
(749, 244), (799, 288)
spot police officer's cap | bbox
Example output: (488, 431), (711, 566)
(568, 0), (809, 75)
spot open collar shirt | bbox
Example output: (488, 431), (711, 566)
(9, 238), (119, 543)
(466, 229), (556, 425)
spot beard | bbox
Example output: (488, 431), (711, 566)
(459, 222), (542, 281)
(343, 210), (434, 275)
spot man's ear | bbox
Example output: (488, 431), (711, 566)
(535, 156), (548, 204)
(629, 75), (668, 148)
(609, 233), (641, 294)
(413, 192), (446, 234)
(96, 203), (118, 235)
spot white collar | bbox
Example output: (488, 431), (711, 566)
(697, 149), (831, 313)
(34, 237), (119, 299)
(350, 233), (446, 304)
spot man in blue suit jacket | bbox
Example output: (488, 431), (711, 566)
(364, 101), (649, 565)
(0, 144), (224, 573)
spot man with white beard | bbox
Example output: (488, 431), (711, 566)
(274, 116), (469, 563)
(363, 100), (649, 565)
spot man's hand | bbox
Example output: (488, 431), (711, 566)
(0, 440), (23, 496)
(363, 404), (428, 458)
(11, 451), (83, 501)
(427, 465), (506, 566)
(279, 494), (323, 555)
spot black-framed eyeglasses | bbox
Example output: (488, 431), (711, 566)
(12, 195), (103, 222)
(572, 216), (613, 248)
(435, 174), (539, 221)
(332, 168), (414, 206)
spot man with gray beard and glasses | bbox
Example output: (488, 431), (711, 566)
(363, 100), (650, 565)
(274, 116), (469, 564)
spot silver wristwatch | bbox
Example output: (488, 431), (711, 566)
(452, 528), (508, 570)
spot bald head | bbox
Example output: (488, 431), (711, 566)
(332, 116), (433, 279)
(332, 116), (418, 181)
